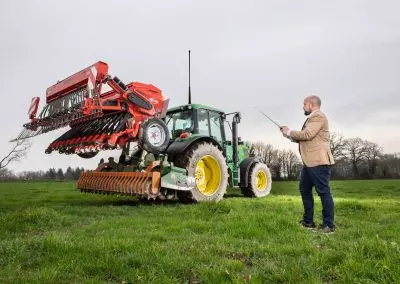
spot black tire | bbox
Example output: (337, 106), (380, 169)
(77, 152), (99, 159)
(240, 162), (272, 197)
(174, 142), (228, 202)
(139, 118), (170, 154)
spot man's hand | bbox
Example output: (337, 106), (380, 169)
(280, 126), (291, 138)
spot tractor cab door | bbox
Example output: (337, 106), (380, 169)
(196, 109), (225, 146)
(165, 109), (194, 139)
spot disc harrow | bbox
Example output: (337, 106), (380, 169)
(46, 112), (134, 154)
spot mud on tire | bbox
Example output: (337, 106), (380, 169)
(174, 142), (229, 202)
(241, 162), (272, 197)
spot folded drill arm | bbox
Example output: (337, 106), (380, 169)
(12, 61), (169, 156)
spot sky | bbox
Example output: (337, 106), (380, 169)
(1, 0), (399, 173)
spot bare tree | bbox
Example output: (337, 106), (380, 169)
(19, 170), (45, 180)
(286, 150), (302, 179)
(380, 153), (400, 178)
(330, 132), (346, 160)
(0, 139), (32, 169)
(364, 141), (383, 177)
(343, 138), (368, 177)
(248, 141), (275, 166)
(262, 144), (276, 167)
(0, 168), (17, 180)
(270, 149), (284, 179)
(247, 143), (301, 179)
(278, 149), (302, 180)
(280, 150), (289, 178)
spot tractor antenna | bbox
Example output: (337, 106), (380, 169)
(188, 50), (192, 104)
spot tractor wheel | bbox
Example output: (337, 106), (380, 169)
(175, 142), (228, 202)
(77, 152), (99, 159)
(241, 162), (272, 197)
(139, 118), (170, 154)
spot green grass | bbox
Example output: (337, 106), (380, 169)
(0, 180), (399, 283)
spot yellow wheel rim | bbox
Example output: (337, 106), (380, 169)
(256, 170), (267, 191)
(195, 155), (221, 196)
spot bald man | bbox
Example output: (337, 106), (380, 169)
(280, 96), (335, 233)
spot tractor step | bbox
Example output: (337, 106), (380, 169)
(77, 171), (161, 199)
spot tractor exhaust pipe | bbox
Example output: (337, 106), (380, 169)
(188, 50), (192, 104)
(232, 112), (241, 165)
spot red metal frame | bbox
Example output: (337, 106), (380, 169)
(28, 97), (40, 119)
(26, 61), (169, 154)
(46, 61), (108, 103)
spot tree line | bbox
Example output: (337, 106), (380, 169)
(0, 167), (85, 181)
(0, 140), (85, 181)
(246, 133), (400, 180)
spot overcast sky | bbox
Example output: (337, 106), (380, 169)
(1, 0), (399, 173)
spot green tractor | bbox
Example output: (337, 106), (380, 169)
(78, 103), (273, 202)
(163, 103), (272, 202)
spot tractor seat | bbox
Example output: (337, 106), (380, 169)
(172, 128), (192, 138)
(172, 129), (185, 138)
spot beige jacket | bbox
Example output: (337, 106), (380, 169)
(290, 110), (335, 167)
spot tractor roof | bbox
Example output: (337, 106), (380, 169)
(167, 104), (224, 114)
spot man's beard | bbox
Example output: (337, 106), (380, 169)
(304, 110), (311, 116)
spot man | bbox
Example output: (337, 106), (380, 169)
(280, 95), (335, 233)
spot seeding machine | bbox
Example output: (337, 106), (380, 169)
(13, 61), (272, 202)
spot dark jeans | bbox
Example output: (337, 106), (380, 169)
(300, 165), (335, 228)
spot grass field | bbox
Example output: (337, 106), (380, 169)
(0, 180), (399, 283)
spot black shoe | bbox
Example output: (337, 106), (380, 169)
(320, 226), (335, 234)
(299, 220), (316, 229)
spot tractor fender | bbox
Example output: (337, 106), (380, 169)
(238, 157), (258, 188)
(166, 135), (222, 155)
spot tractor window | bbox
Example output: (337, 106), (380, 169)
(209, 111), (223, 143)
(165, 110), (193, 138)
(197, 109), (210, 136)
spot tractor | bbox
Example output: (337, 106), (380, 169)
(161, 104), (272, 201)
(13, 61), (272, 202)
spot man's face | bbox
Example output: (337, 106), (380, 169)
(303, 100), (312, 116)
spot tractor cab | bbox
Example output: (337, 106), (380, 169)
(165, 104), (254, 189)
(165, 104), (225, 147)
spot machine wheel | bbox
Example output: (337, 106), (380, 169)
(77, 152), (99, 159)
(139, 118), (170, 154)
(241, 162), (272, 197)
(175, 142), (228, 202)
